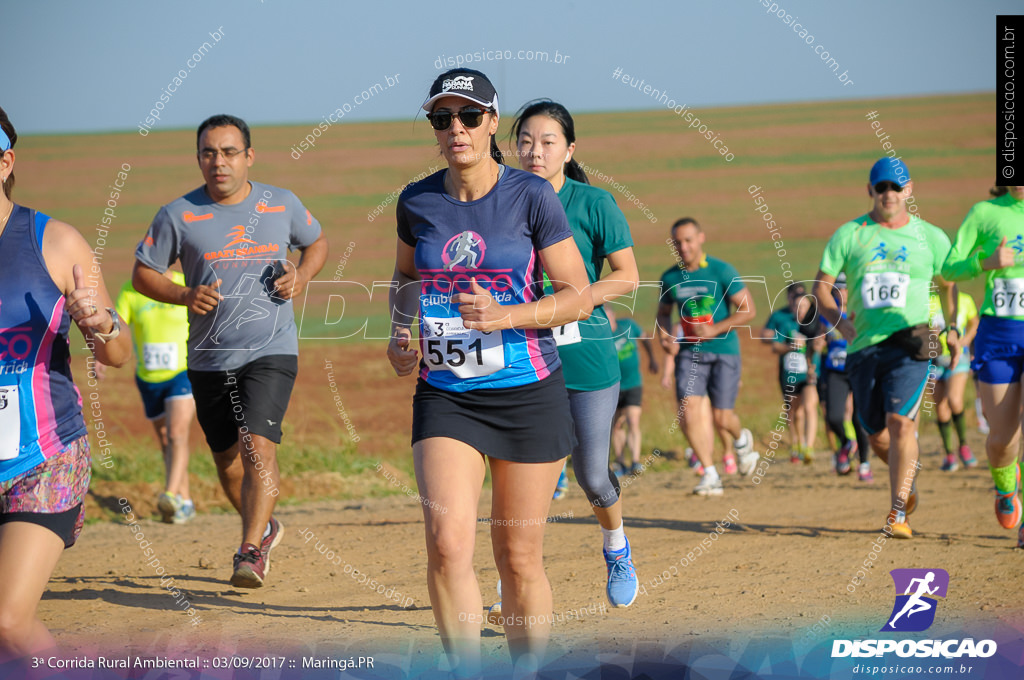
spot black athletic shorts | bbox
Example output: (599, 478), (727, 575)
(188, 354), (298, 452)
(617, 385), (643, 409)
(411, 368), (574, 463)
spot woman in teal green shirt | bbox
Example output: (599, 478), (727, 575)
(513, 100), (640, 608)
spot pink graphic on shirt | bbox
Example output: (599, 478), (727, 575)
(442, 231), (486, 271)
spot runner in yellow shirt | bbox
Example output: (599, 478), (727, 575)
(926, 290), (980, 472)
(116, 270), (195, 523)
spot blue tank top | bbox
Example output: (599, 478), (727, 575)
(0, 205), (86, 482)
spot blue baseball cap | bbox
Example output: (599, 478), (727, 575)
(869, 157), (910, 187)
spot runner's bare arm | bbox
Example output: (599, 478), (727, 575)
(655, 301), (678, 355)
(640, 336), (659, 374)
(273, 231), (329, 300)
(937, 276), (961, 368)
(132, 261), (223, 315)
(387, 239), (420, 376)
(813, 270), (855, 339)
(589, 247), (639, 307)
(42, 218), (131, 366)
(962, 304), (980, 348)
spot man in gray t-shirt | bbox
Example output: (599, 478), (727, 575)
(132, 114), (328, 589)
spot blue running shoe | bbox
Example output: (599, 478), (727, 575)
(604, 537), (639, 608)
(173, 498), (196, 524)
(553, 464), (569, 500)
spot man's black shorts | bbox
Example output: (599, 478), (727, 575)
(187, 354), (298, 452)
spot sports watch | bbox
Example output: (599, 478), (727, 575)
(92, 308), (121, 344)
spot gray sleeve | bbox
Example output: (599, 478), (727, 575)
(287, 192), (322, 251)
(134, 206), (178, 273)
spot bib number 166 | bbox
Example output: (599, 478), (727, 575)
(861, 272), (909, 309)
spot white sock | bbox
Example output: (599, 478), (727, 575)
(602, 523), (627, 553)
(262, 521), (272, 539)
(704, 465), (720, 482)
(735, 430), (749, 450)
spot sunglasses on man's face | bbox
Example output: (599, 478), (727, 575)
(427, 108), (489, 131)
(873, 181), (904, 194)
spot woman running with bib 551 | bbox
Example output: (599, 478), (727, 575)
(387, 70), (592, 677)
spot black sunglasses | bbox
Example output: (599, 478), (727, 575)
(873, 181), (904, 194)
(427, 107), (489, 131)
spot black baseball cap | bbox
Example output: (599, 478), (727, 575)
(422, 69), (499, 116)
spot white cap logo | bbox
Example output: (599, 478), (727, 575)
(442, 76), (475, 92)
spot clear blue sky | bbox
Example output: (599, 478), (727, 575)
(3, 0), (1015, 134)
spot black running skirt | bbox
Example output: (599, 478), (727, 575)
(411, 368), (574, 463)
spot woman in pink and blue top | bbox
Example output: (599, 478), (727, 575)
(386, 70), (592, 677)
(0, 106), (130, 663)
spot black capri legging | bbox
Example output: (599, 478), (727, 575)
(820, 368), (870, 464)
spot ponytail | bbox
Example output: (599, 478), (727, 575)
(489, 134), (504, 165)
(565, 158), (589, 185)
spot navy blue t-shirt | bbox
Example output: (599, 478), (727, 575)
(397, 166), (573, 392)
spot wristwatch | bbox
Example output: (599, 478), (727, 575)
(93, 308), (121, 344)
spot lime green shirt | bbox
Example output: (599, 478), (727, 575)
(115, 271), (190, 383)
(551, 178), (634, 392)
(941, 192), (1024, 320)
(928, 291), (978, 357)
(820, 214), (951, 354)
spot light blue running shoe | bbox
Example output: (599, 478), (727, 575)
(173, 499), (196, 524)
(604, 537), (639, 608)
(553, 463), (569, 500)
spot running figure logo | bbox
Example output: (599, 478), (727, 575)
(871, 242), (889, 262)
(881, 568), (949, 632)
(1010, 234), (1024, 255)
(442, 231), (486, 271)
(197, 262), (283, 350)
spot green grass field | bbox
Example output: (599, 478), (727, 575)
(12, 92), (996, 512)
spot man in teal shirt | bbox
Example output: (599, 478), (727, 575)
(657, 217), (759, 496)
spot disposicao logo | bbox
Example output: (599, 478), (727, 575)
(831, 568), (997, 659)
(882, 568), (948, 632)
